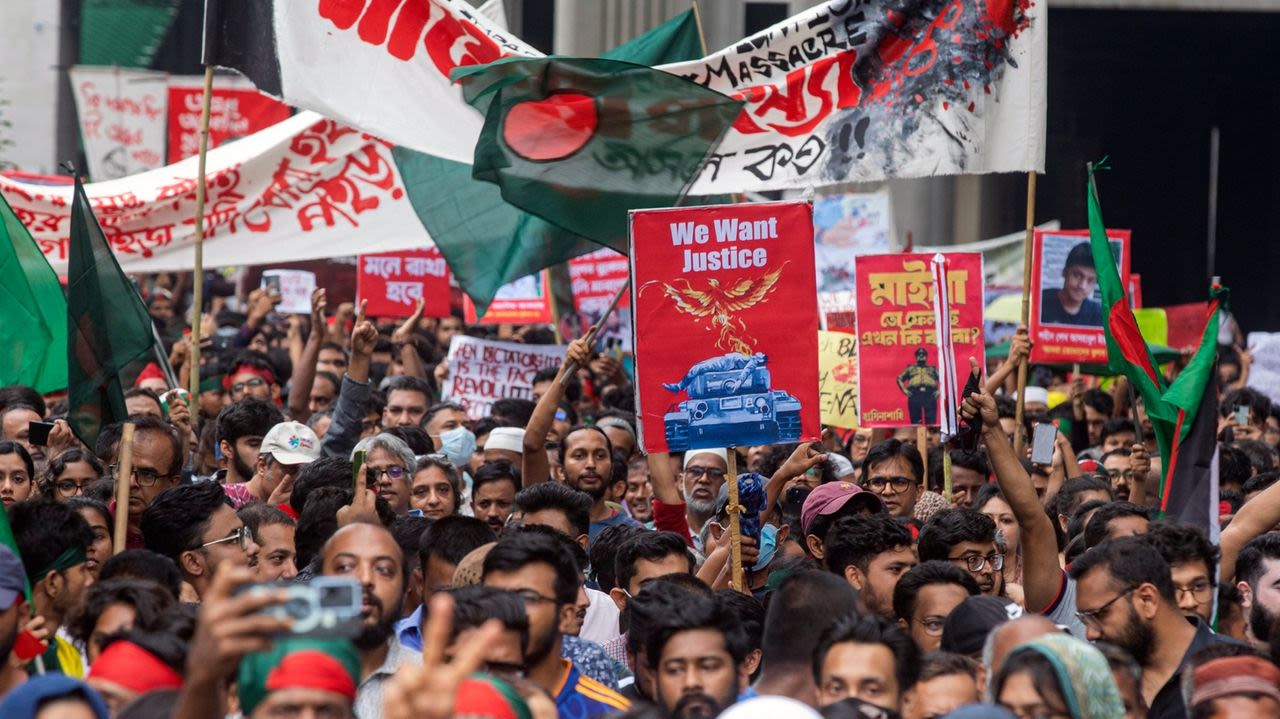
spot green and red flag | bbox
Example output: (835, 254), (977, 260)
(393, 10), (706, 316)
(1088, 164), (1223, 527)
(454, 56), (743, 247)
(0, 191), (67, 394)
(66, 174), (154, 449)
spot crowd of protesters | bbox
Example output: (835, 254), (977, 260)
(0, 275), (1275, 719)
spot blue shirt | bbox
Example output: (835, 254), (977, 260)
(589, 510), (640, 544)
(555, 659), (630, 719)
(396, 606), (621, 691)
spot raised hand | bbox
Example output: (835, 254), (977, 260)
(382, 592), (504, 719)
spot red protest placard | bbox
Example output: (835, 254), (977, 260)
(854, 253), (984, 427)
(630, 201), (820, 454)
(167, 76), (292, 162)
(356, 248), (452, 318)
(464, 272), (553, 325)
(569, 247), (631, 314)
(1029, 229), (1131, 365)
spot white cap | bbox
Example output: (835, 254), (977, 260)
(485, 427), (525, 455)
(683, 447), (728, 469)
(1023, 386), (1049, 405)
(719, 697), (822, 719)
(260, 422), (321, 465)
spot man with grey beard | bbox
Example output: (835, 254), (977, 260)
(680, 449), (728, 554)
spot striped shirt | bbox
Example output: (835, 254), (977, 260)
(554, 659), (630, 718)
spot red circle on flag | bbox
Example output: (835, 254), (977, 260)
(502, 93), (598, 161)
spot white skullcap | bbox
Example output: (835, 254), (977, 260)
(485, 427), (525, 454)
(683, 447), (729, 469)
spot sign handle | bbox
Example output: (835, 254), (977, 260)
(113, 422), (136, 554)
(726, 448), (744, 591)
(1013, 171), (1038, 455)
(559, 280), (629, 387)
(917, 425), (929, 494)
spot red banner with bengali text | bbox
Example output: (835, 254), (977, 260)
(356, 248), (452, 319)
(167, 76), (292, 163)
(854, 252), (984, 427)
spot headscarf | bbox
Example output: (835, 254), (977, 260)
(238, 638), (361, 716)
(0, 674), (109, 719)
(1001, 634), (1124, 719)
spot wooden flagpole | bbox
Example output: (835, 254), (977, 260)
(187, 65), (215, 404)
(725, 448), (744, 591)
(113, 423), (136, 553)
(1013, 171), (1037, 455)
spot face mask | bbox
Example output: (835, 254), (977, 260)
(438, 426), (477, 467)
(753, 524), (779, 571)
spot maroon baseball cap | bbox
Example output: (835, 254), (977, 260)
(801, 481), (883, 536)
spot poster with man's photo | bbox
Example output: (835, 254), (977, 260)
(1029, 229), (1131, 364)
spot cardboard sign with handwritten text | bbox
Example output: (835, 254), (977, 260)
(441, 336), (566, 420)
(630, 201), (820, 454)
(854, 253), (984, 427)
(818, 330), (859, 429)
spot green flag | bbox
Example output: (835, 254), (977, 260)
(66, 175), (154, 448)
(395, 10), (706, 316)
(455, 56), (742, 247)
(0, 191), (67, 394)
(1087, 164), (1223, 515)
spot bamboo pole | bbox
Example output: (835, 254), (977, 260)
(187, 65), (215, 403)
(113, 423), (136, 553)
(726, 448), (744, 591)
(917, 425), (929, 493)
(1013, 171), (1037, 455)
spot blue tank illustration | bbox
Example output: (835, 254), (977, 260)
(663, 352), (802, 451)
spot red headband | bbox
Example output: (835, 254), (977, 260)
(265, 650), (357, 701)
(224, 365), (276, 390)
(89, 641), (183, 693)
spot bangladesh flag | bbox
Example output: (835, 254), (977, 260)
(454, 56), (743, 247)
(66, 175), (154, 448)
(1088, 166), (1223, 526)
(0, 191), (67, 394)
(394, 10), (705, 316)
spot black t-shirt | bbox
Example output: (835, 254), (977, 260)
(1040, 288), (1103, 326)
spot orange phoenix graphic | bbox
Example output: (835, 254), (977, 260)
(640, 264), (787, 354)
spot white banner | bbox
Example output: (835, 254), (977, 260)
(272, 0), (539, 166)
(441, 335), (566, 420)
(670, 0), (1047, 193)
(2, 111), (433, 274)
(254, 0), (1043, 193)
(68, 66), (169, 181)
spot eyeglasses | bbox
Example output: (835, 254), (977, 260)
(1075, 586), (1136, 629)
(949, 553), (1004, 572)
(366, 466), (407, 482)
(514, 589), (559, 605)
(1174, 580), (1214, 603)
(110, 465), (170, 487)
(1106, 469), (1134, 480)
(54, 480), (90, 497)
(684, 466), (726, 481)
(864, 476), (914, 493)
(198, 525), (252, 552)
(230, 377), (267, 395)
